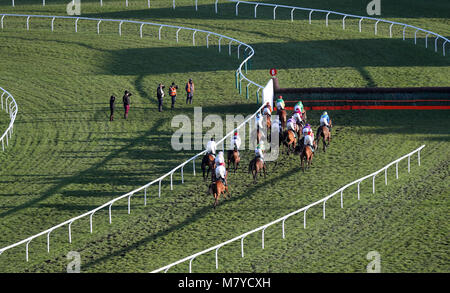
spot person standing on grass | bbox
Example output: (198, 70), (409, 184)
(123, 90), (131, 119)
(157, 83), (165, 112)
(169, 82), (178, 109)
(109, 95), (116, 121)
(185, 78), (194, 104)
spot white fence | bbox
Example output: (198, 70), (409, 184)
(0, 13), (264, 262)
(0, 87), (18, 152)
(151, 145), (425, 273)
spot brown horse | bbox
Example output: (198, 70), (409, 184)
(262, 113), (271, 143)
(201, 153), (216, 181)
(208, 179), (229, 209)
(278, 109), (287, 130)
(300, 141), (317, 172)
(316, 120), (332, 152)
(283, 129), (297, 155)
(248, 157), (267, 183)
(227, 148), (240, 173)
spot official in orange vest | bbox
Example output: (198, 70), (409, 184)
(169, 82), (178, 109)
(185, 78), (194, 104)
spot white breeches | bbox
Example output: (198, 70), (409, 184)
(215, 165), (226, 179)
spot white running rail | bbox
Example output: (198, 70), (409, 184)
(151, 145), (425, 273)
(172, 0), (450, 57)
(0, 13), (264, 262)
(0, 87), (18, 152)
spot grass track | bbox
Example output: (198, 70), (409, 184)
(0, 0), (448, 272)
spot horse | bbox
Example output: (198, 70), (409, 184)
(316, 119), (332, 152)
(300, 141), (317, 172)
(264, 113), (271, 142)
(277, 109), (287, 130)
(201, 153), (216, 181)
(227, 148), (240, 173)
(283, 129), (297, 155)
(208, 178), (229, 209)
(248, 157), (267, 183)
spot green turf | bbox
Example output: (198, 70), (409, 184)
(0, 0), (448, 273)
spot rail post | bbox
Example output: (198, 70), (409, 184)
(291, 8), (296, 22)
(340, 190), (343, 208)
(326, 12), (330, 27)
(342, 15), (347, 30)
(51, 17), (55, 32)
(389, 23), (394, 38)
(97, 20), (101, 35)
(159, 26), (163, 41)
(375, 20), (380, 35)
(26, 16), (30, 31)
(309, 10), (313, 24)
(359, 17), (363, 32)
(176, 28), (181, 43)
(273, 6), (277, 20)
(140, 23), (144, 38)
(254, 4), (258, 18)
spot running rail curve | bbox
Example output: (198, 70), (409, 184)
(0, 87), (17, 152)
(1, 0), (448, 265)
(0, 13), (264, 262)
(151, 145), (425, 273)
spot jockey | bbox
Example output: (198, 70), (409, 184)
(304, 129), (315, 152)
(215, 151), (225, 166)
(320, 111), (331, 130)
(286, 117), (297, 134)
(276, 96), (285, 111)
(230, 131), (241, 155)
(255, 112), (263, 130)
(294, 101), (304, 114)
(215, 160), (227, 186)
(255, 143), (264, 161)
(292, 109), (303, 127)
(302, 123), (312, 137)
(206, 137), (217, 157)
(262, 102), (272, 117)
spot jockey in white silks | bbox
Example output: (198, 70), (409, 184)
(286, 117), (297, 134)
(302, 123), (312, 137)
(230, 131), (241, 154)
(276, 96), (285, 110)
(206, 137), (217, 157)
(294, 101), (305, 116)
(255, 112), (263, 130)
(255, 143), (264, 161)
(304, 129), (315, 152)
(262, 102), (272, 117)
(215, 151), (225, 166)
(215, 159), (227, 185)
(292, 109), (303, 127)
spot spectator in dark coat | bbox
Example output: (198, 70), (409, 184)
(109, 95), (116, 121)
(157, 83), (165, 112)
(123, 90), (131, 119)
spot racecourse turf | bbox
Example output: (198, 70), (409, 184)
(0, 0), (448, 272)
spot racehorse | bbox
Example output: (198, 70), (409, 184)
(248, 157), (267, 183)
(283, 129), (297, 155)
(227, 148), (240, 173)
(316, 119), (332, 152)
(208, 178), (229, 209)
(300, 141), (317, 172)
(264, 113), (271, 142)
(277, 109), (287, 130)
(201, 153), (216, 181)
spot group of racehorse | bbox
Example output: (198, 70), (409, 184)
(201, 106), (332, 208)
